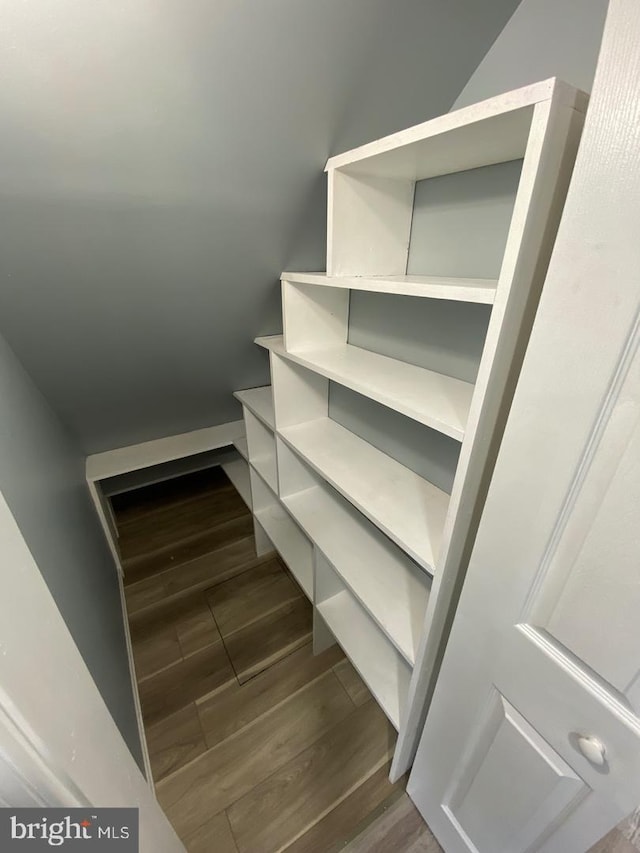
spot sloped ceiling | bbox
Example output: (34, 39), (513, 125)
(0, 0), (520, 453)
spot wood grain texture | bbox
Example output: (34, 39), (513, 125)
(588, 827), (640, 853)
(283, 763), (404, 853)
(112, 466), (231, 523)
(206, 556), (302, 636)
(224, 596), (313, 683)
(183, 811), (238, 853)
(334, 659), (372, 707)
(129, 589), (221, 679)
(119, 483), (247, 561)
(343, 794), (441, 852)
(123, 514), (254, 585)
(227, 700), (396, 852)
(131, 621), (182, 681)
(197, 642), (345, 749)
(139, 642), (235, 726)
(124, 536), (259, 614)
(157, 671), (354, 838)
(146, 704), (207, 782)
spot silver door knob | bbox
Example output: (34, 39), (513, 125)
(577, 735), (606, 766)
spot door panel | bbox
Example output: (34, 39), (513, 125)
(528, 361), (640, 709)
(501, 628), (640, 804)
(446, 689), (587, 853)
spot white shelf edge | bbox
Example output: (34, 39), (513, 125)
(325, 78), (587, 173)
(222, 458), (252, 510)
(233, 436), (249, 461)
(278, 418), (449, 573)
(234, 386), (275, 430)
(251, 470), (313, 601)
(280, 272), (497, 304)
(256, 334), (471, 442)
(86, 420), (245, 482)
(283, 483), (431, 664)
(249, 456), (278, 496)
(318, 589), (411, 730)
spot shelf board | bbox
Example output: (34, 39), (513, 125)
(234, 386), (275, 430)
(318, 589), (411, 729)
(257, 335), (472, 441)
(281, 272), (497, 304)
(86, 421), (245, 482)
(283, 482), (430, 664)
(222, 458), (252, 510)
(253, 494), (313, 601)
(250, 456), (278, 496)
(279, 418), (449, 573)
(324, 79), (587, 180)
(233, 436), (249, 461)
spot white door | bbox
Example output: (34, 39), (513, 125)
(408, 0), (640, 850)
(0, 488), (184, 852)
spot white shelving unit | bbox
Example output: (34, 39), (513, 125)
(234, 386), (274, 429)
(318, 585), (412, 730)
(278, 417), (448, 572)
(280, 456), (430, 665)
(232, 78), (586, 776)
(257, 334), (473, 439)
(250, 467), (314, 599)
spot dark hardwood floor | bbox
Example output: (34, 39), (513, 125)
(116, 467), (421, 852)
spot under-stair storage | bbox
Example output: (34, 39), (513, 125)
(315, 550), (412, 730)
(249, 467), (314, 600)
(233, 78), (587, 779)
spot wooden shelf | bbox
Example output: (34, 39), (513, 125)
(279, 418), (449, 573)
(283, 481), (430, 664)
(257, 335), (472, 441)
(234, 386), (275, 430)
(318, 589), (411, 729)
(86, 421), (244, 482)
(233, 436), (249, 461)
(250, 456), (277, 496)
(325, 79), (586, 180)
(252, 474), (313, 600)
(281, 272), (497, 304)
(222, 458), (251, 509)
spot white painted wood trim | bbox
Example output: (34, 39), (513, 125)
(86, 421), (245, 482)
(233, 388), (275, 431)
(222, 457), (252, 509)
(0, 490), (183, 851)
(281, 272), (498, 304)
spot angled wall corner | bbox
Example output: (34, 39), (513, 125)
(0, 333), (144, 771)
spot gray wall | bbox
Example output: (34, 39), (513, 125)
(0, 0), (519, 453)
(452, 0), (609, 108)
(0, 332), (143, 770)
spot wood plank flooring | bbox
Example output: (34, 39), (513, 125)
(117, 466), (430, 852)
